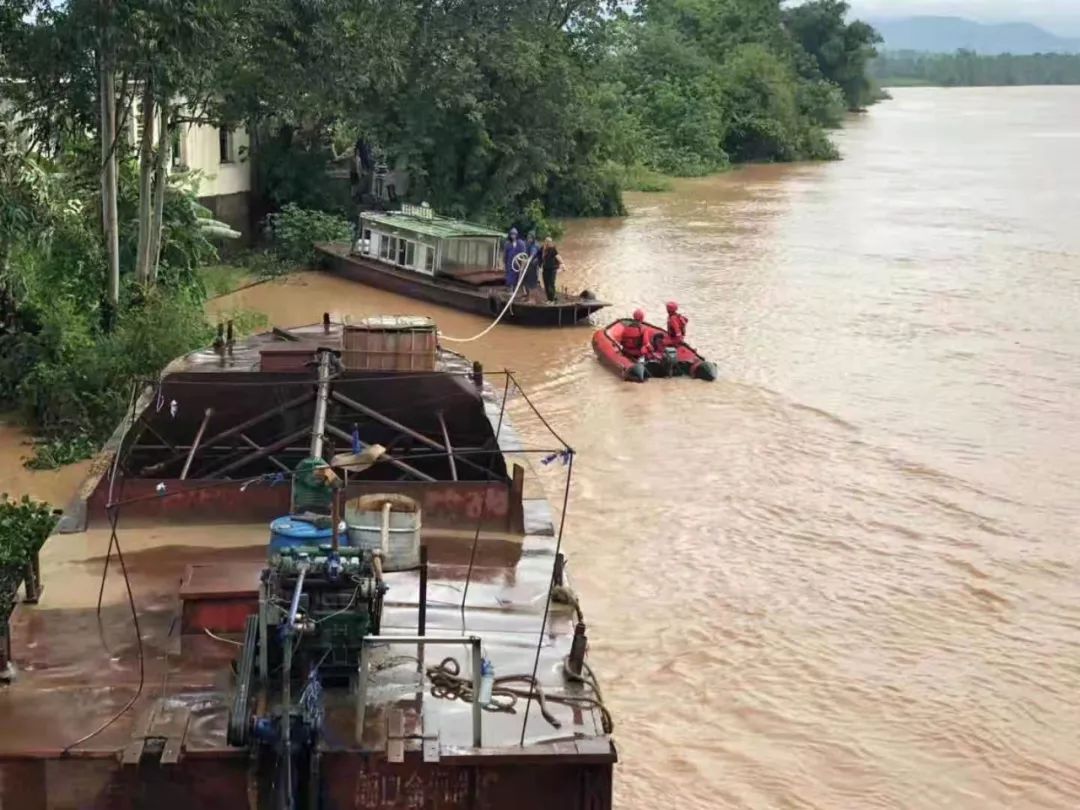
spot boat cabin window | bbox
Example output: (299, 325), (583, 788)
(375, 231), (426, 270)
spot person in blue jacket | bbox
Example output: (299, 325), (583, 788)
(503, 227), (527, 289)
(523, 231), (542, 297)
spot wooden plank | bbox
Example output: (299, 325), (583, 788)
(123, 701), (191, 767)
(161, 737), (183, 765)
(121, 738), (146, 766)
(150, 704), (191, 766)
(122, 705), (158, 766)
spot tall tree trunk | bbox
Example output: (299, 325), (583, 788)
(98, 38), (120, 313)
(148, 99), (171, 284)
(133, 78), (155, 285)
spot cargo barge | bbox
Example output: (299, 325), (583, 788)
(0, 317), (616, 809)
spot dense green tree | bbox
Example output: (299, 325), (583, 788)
(783, 0), (883, 110)
(4, 0), (885, 254)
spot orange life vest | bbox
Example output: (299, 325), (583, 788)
(621, 322), (646, 356)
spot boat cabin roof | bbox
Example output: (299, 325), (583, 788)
(361, 210), (503, 241)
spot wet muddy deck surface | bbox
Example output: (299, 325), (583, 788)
(2, 506), (600, 757)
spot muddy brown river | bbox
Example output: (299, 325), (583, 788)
(6, 86), (1080, 808)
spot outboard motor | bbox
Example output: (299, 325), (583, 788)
(659, 346), (679, 378)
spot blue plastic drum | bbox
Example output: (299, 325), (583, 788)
(269, 516), (347, 554)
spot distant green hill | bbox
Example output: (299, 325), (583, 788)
(869, 16), (1080, 56)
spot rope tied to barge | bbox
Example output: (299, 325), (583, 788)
(437, 252), (531, 343)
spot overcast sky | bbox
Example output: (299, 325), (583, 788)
(844, 0), (1080, 35)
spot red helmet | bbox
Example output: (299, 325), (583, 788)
(666, 301), (679, 314)
(632, 308), (645, 322)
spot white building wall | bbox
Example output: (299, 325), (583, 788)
(178, 122), (251, 198)
(126, 97), (252, 199)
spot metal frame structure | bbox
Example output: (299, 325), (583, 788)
(131, 365), (505, 485)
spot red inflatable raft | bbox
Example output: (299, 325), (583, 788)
(592, 319), (718, 383)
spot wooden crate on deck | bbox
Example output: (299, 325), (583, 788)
(259, 343), (320, 372)
(342, 316), (437, 372)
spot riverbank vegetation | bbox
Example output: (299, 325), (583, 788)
(872, 50), (1080, 87)
(0, 0), (882, 471)
(0, 495), (54, 628)
(0, 121), (245, 467)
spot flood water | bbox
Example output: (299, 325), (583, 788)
(8, 86), (1080, 807)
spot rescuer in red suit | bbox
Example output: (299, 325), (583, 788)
(621, 309), (650, 359)
(665, 301), (688, 347)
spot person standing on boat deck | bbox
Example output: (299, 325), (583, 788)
(523, 232), (542, 299)
(540, 237), (562, 303)
(665, 301), (688, 346)
(503, 228), (527, 290)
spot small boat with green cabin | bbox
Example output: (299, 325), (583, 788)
(316, 204), (608, 327)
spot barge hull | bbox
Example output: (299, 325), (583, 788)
(317, 243), (607, 327)
(0, 755), (612, 809)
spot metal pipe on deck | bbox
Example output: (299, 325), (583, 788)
(288, 565), (308, 628)
(282, 632), (294, 807)
(330, 390), (489, 479)
(201, 427), (311, 479)
(310, 351), (332, 459)
(331, 490), (341, 552)
(239, 433), (291, 473)
(471, 641), (483, 748)
(179, 408), (213, 480)
(438, 412), (458, 481)
(418, 545), (428, 638)
(140, 392), (314, 475)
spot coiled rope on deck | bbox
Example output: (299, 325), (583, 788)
(424, 656), (614, 736)
(437, 252), (531, 343)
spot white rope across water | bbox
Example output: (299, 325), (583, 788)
(437, 252), (532, 343)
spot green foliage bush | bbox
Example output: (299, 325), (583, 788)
(13, 288), (212, 455)
(0, 495), (54, 622)
(267, 204), (352, 265)
(0, 142), (235, 469)
(255, 134), (352, 214)
(615, 165), (674, 193)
